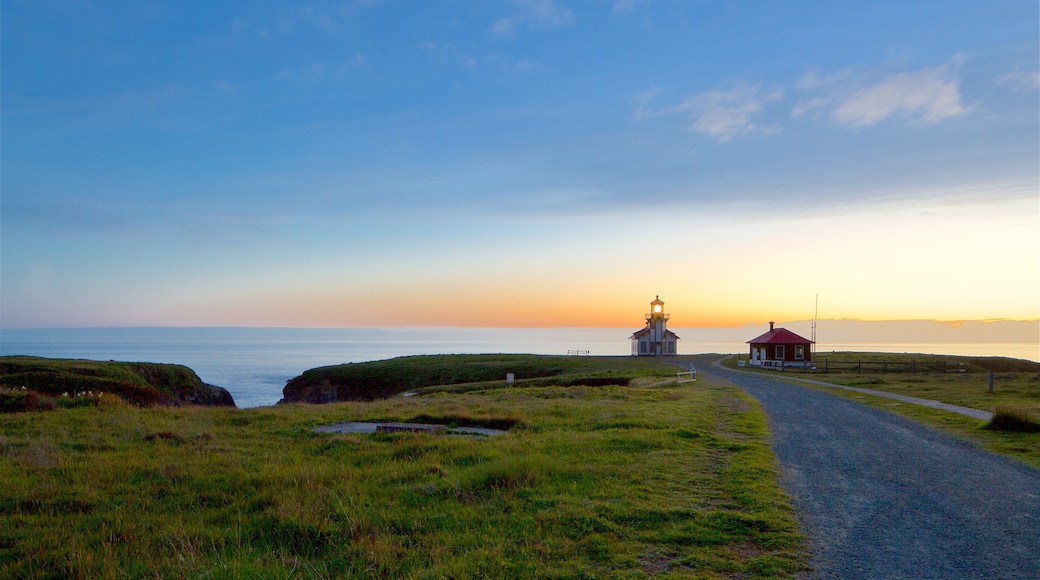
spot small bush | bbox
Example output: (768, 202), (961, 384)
(985, 406), (1040, 433)
(145, 431), (184, 443)
(95, 392), (130, 408)
(0, 388), (56, 413)
(56, 394), (97, 409)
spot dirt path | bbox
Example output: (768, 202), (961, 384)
(692, 356), (1040, 579)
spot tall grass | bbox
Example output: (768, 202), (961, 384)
(1, 375), (807, 578)
(985, 406), (1040, 433)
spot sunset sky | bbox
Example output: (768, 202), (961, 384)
(2, 1), (1038, 330)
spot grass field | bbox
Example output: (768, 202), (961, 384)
(722, 352), (1040, 469)
(281, 354), (682, 403)
(0, 357), (807, 579)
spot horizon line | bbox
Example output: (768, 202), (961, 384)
(2, 318), (1038, 332)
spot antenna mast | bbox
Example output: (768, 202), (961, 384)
(812, 294), (818, 357)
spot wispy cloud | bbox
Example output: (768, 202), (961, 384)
(640, 83), (783, 141)
(998, 70), (1040, 92)
(613, 0), (649, 14)
(267, 1), (378, 36)
(492, 0), (574, 35)
(794, 61), (967, 127)
(273, 53), (368, 83)
(274, 62), (328, 83)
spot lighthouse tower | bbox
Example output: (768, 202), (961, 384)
(630, 295), (680, 356)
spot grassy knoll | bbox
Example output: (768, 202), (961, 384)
(0, 356), (235, 409)
(723, 353), (1040, 469)
(0, 364), (807, 578)
(281, 354), (683, 403)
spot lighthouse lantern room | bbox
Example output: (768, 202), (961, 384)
(630, 296), (680, 356)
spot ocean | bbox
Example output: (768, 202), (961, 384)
(1, 327), (1036, 408)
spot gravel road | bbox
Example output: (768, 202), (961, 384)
(695, 357), (1040, 579)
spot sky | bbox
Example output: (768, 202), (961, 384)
(2, 0), (1038, 331)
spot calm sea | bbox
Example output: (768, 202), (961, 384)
(1, 327), (1036, 408)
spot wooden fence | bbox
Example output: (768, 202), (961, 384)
(815, 359), (965, 373)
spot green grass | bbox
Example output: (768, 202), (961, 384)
(721, 353), (1040, 469)
(281, 354), (680, 402)
(0, 366), (807, 578)
(809, 351), (1040, 373)
(0, 356), (233, 408)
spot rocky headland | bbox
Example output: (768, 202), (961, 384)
(0, 356), (235, 411)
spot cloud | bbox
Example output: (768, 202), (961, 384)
(998, 70), (1040, 92)
(273, 62), (329, 83)
(794, 62), (967, 127)
(1, 194), (303, 249)
(514, 60), (546, 73)
(273, 53), (368, 83)
(641, 83), (783, 141)
(2, 198), (145, 240)
(835, 69), (965, 126)
(268, 1), (378, 36)
(613, 0), (649, 14)
(492, 0), (574, 34)
(213, 80), (239, 94)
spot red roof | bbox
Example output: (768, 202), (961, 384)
(747, 327), (812, 345)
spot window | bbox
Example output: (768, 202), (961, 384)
(795, 345), (805, 360)
(775, 345), (785, 359)
(667, 342), (675, 354)
(640, 341), (647, 354)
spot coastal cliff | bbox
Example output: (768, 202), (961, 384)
(279, 354), (650, 404)
(0, 356), (235, 410)
(279, 354), (563, 404)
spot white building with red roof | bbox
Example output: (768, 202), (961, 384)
(747, 322), (814, 368)
(630, 296), (680, 356)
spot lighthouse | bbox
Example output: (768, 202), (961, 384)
(630, 295), (680, 356)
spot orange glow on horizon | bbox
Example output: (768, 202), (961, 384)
(169, 287), (957, 329)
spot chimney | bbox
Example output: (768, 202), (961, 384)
(769, 321), (775, 331)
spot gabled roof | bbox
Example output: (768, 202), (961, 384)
(747, 327), (812, 345)
(630, 327), (681, 340)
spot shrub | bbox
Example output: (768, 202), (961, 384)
(145, 431), (184, 443)
(56, 394), (98, 409)
(984, 406), (1040, 433)
(95, 392), (130, 408)
(0, 388), (56, 413)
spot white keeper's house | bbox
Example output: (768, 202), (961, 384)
(630, 296), (680, 356)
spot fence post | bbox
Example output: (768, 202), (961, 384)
(858, 360), (861, 373)
(825, 359), (829, 373)
(988, 371), (994, 393)
(883, 360), (887, 372)
(912, 359), (916, 373)
(942, 360), (946, 373)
